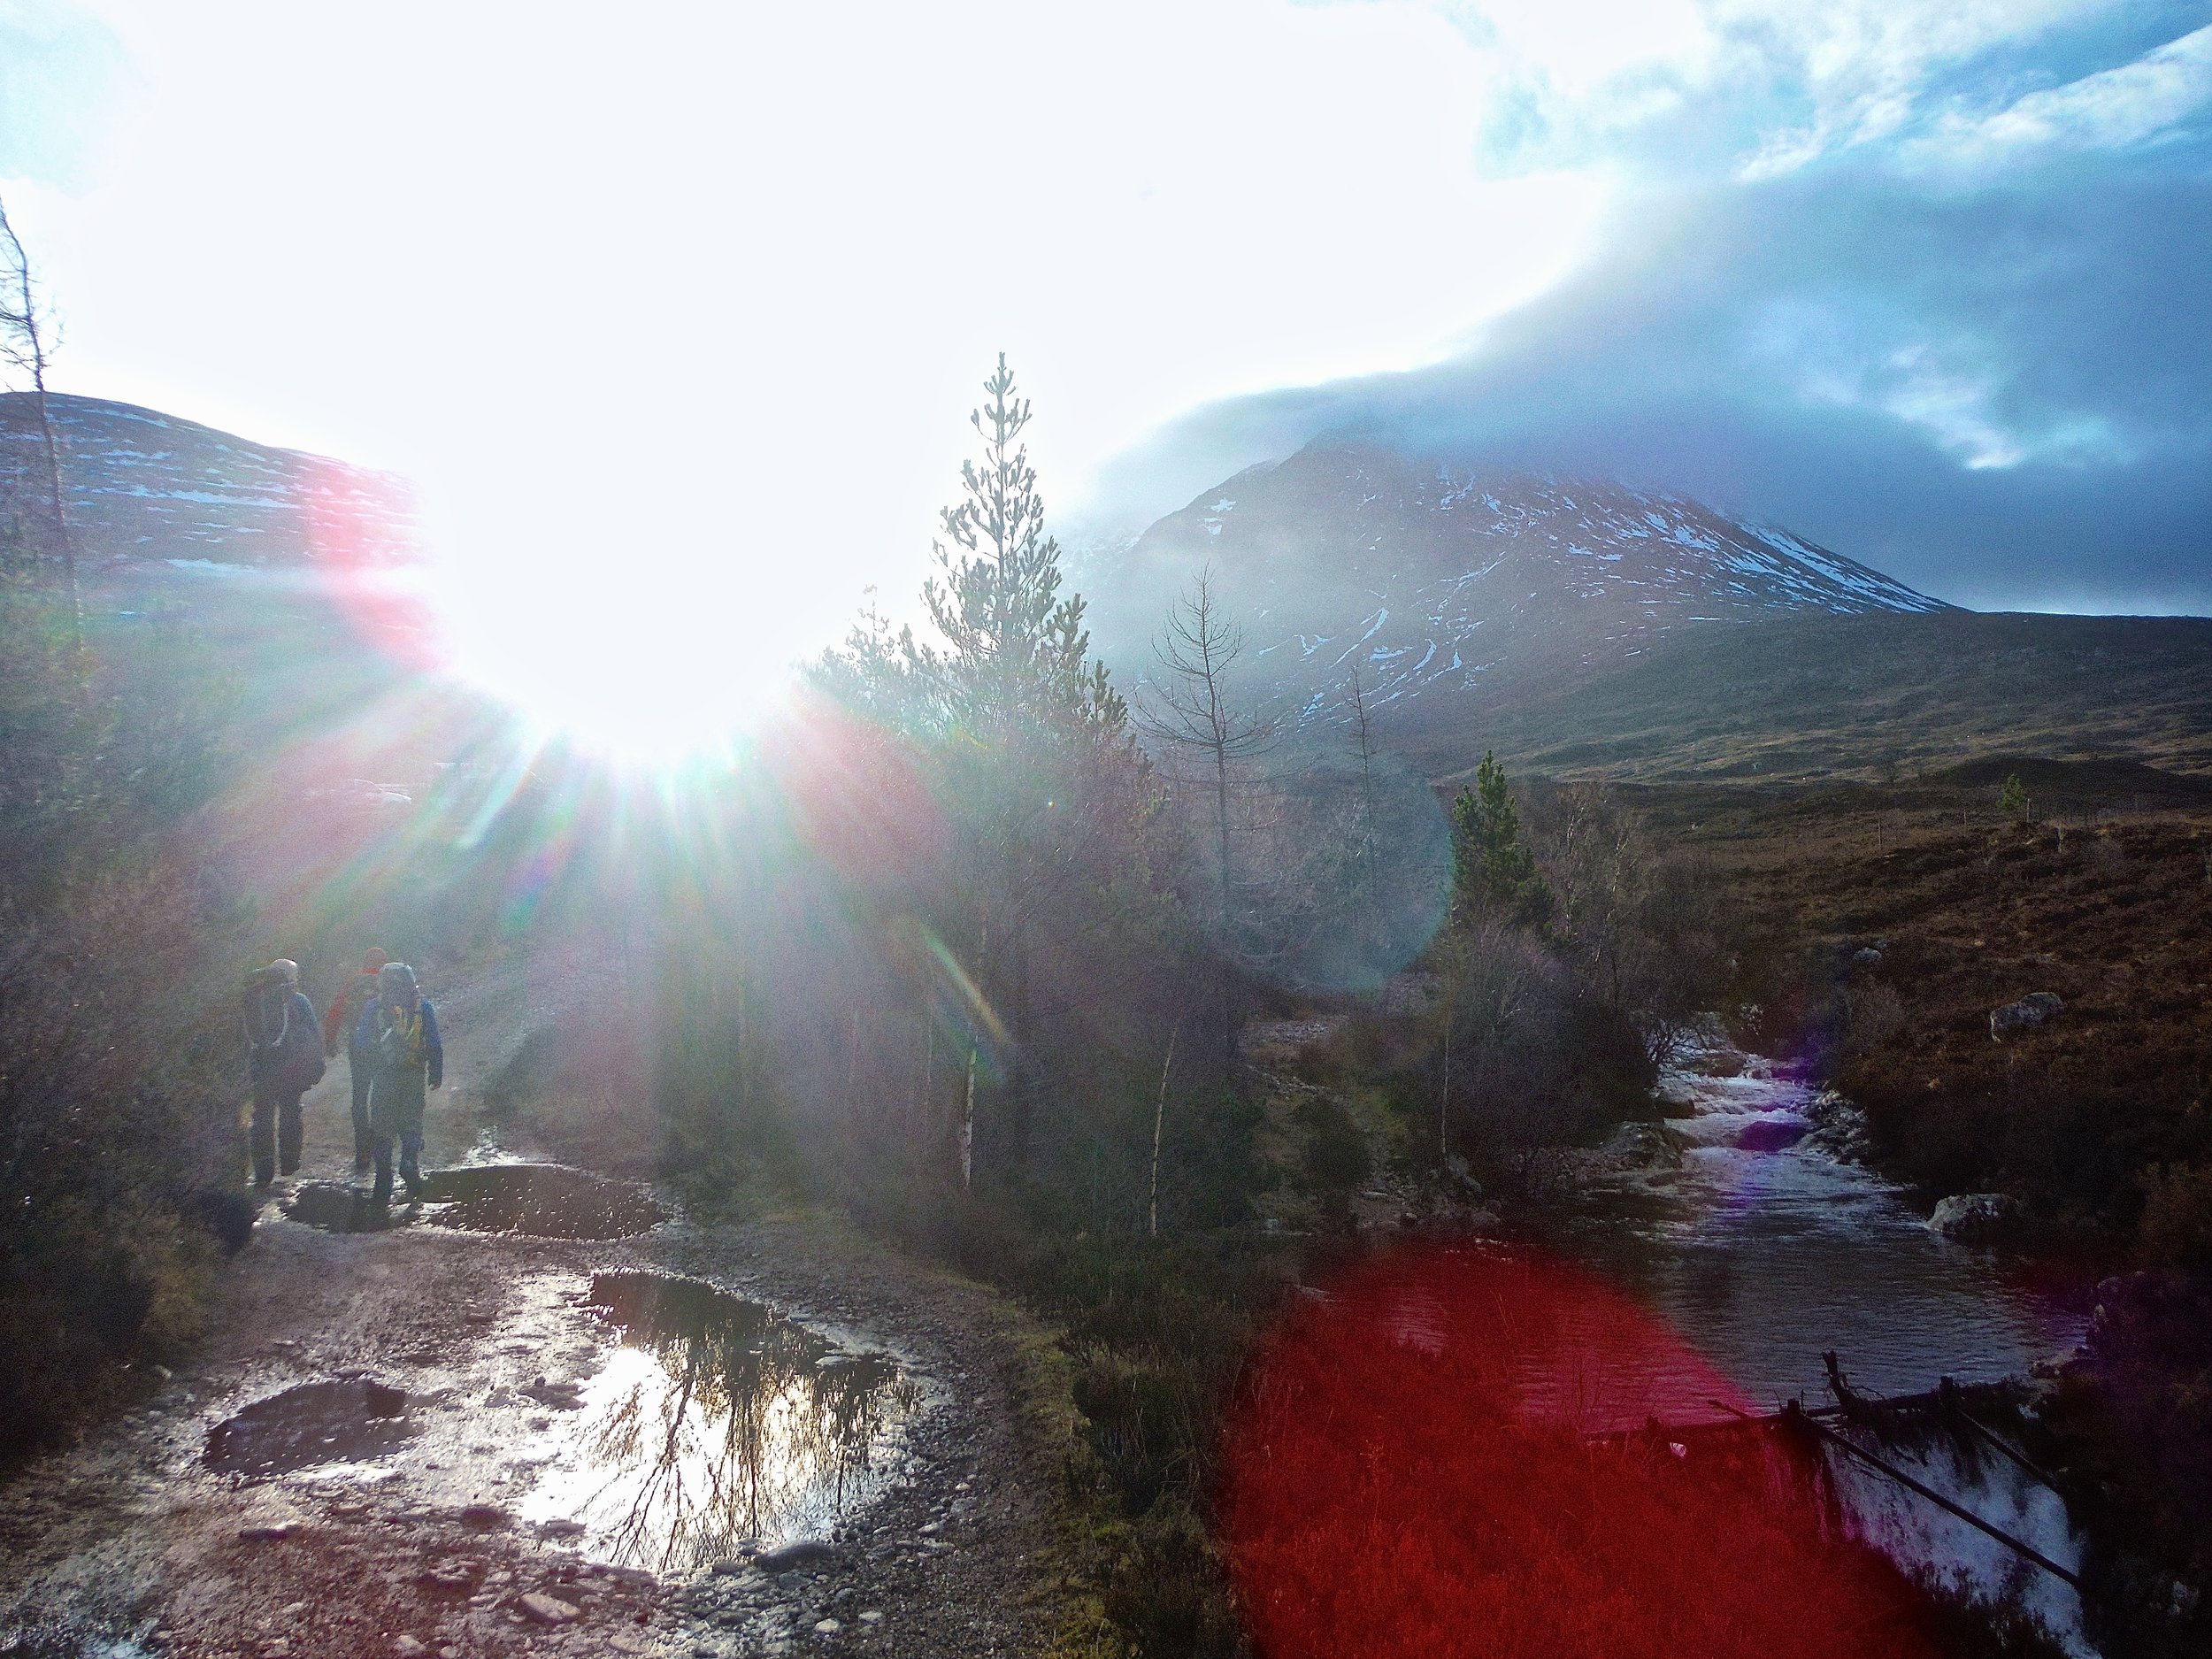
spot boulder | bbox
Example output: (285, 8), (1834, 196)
(518, 1592), (580, 1625)
(1989, 992), (2063, 1041)
(1735, 1118), (1810, 1153)
(751, 1540), (839, 1572)
(1929, 1193), (2020, 1244)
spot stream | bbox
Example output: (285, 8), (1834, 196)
(1540, 1024), (2097, 1651)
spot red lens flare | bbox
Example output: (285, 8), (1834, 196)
(1221, 1246), (1944, 1659)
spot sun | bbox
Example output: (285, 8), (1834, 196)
(419, 526), (815, 767)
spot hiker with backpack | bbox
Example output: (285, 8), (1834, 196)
(358, 961), (442, 1206)
(323, 948), (389, 1174)
(243, 959), (325, 1189)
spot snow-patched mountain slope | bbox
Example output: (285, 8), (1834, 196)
(0, 393), (419, 567)
(1104, 441), (1949, 723)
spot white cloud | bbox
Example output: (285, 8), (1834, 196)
(1904, 21), (2212, 173)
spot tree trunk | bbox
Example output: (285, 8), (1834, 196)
(961, 1043), (977, 1191)
(1148, 1022), (1180, 1240)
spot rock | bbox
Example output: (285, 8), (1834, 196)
(1929, 1192), (2021, 1244)
(1852, 947), (1883, 965)
(238, 1525), (295, 1542)
(419, 1561), (476, 1593)
(457, 1503), (511, 1531)
(535, 1517), (588, 1539)
(519, 1592), (580, 1625)
(1989, 992), (2063, 1041)
(752, 1540), (839, 1572)
(813, 1620), (841, 1634)
(394, 1639), (428, 1657)
(1735, 1118), (1810, 1153)
(857, 1610), (881, 1624)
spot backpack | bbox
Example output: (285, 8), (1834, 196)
(245, 976), (326, 1092)
(281, 1007), (327, 1093)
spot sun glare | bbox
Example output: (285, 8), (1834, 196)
(420, 513), (816, 766)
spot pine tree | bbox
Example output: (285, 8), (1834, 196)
(1451, 752), (1551, 927)
(909, 353), (1124, 743)
(819, 355), (1170, 1181)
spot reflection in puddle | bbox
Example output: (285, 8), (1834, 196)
(283, 1182), (403, 1234)
(204, 1379), (411, 1477)
(520, 1274), (918, 1571)
(282, 1165), (664, 1240)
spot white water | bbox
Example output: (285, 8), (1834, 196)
(1564, 1027), (2085, 1411)
(1555, 1025), (2097, 1651)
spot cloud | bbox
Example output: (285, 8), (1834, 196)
(1091, 4), (2212, 615)
(1902, 20), (2212, 173)
(0, 1), (127, 188)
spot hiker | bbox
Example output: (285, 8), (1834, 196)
(243, 959), (324, 1188)
(323, 948), (389, 1173)
(358, 961), (442, 1205)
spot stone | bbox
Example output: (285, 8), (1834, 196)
(752, 1540), (838, 1572)
(857, 1610), (881, 1624)
(420, 1562), (475, 1593)
(1929, 1192), (2021, 1244)
(1852, 947), (1883, 965)
(238, 1525), (295, 1542)
(394, 1639), (428, 1657)
(457, 1504), (511, 1531)
(813, 1620), (841, 1635)
(1989, 992), (2063, 1041)
(519, 1593), (581, 1625)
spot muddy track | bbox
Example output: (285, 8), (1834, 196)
(0, 964), (1074, 1659)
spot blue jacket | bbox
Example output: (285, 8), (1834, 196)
(355, 997), (443, 1089)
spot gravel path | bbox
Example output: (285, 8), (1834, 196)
(0, 965), (1077, 1659)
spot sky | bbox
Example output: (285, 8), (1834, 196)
(2, 0), (2207, 741)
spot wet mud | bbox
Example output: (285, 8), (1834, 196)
(202, 1380), (411, 1478)
(282, 1164), (665, 1240)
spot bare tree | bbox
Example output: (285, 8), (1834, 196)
(0, 196), (77, 639)
(1138, 568), (1279, 1064)
(1346, 661), (1381, 918)
(1139, 569), (1279, 951)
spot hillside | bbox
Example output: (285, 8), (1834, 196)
(1425, 611), (2212, 782)
(0, 392), (418, 568)
(1092, 439), (1947, 724)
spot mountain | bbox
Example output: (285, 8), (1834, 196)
(1092, 439), (1948, 726)
(0, 392), (419, 568)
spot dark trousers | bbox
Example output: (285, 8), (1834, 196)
(250, 1083), (304, 1185)
(369, 1072), (427, 1204)
(348, 1049), (374, 1168)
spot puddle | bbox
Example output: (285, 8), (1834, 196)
(283, 1165), (664, 1240)
(419, 1164), (665, 1239)
(518, 1273), (918, 1571)
(283, 1181), (404, 1233)
(204, 1379), (412, 1477)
